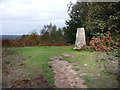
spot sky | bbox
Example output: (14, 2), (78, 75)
(0, 0), (77, 35)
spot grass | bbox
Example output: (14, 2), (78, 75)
(7, 46), (74, 87)
(73, 67), (80, 71)
(3, 46), (118, 88)
(67, 52), (118, 88)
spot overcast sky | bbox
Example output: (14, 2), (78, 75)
(0, 0), (77, 35)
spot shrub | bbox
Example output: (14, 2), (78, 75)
(89, 26), (120, 52)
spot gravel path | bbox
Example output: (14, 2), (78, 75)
(49, 55), (87, 88)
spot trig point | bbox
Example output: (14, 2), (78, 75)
(74, 28), (86, 50)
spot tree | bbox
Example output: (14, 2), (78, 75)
(89, 2), (120, 35)
(20, 30), (40, 46)
(64, 2), (89, 43)
(40, 23), (65, 44)
(65, 2), (120, 44)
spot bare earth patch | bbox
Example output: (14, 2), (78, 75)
(2, 49), (52, 88)
(49, 55), (87, 88)
(8, 74), (51, 88)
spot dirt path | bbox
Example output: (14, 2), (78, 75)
(49, 54), (87, 88)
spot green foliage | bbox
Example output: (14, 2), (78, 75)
(65, 2), (120, 43)
(64, 2), (87, 43)
(40, 23), (65, 44)
(19, 30), (40, 46)
(73, 67), (80, 71)
(2, 23), (68, 47)
(86, 46), (94, 52)
(112, 47), (120, 57)
(59, 57), (65, 60)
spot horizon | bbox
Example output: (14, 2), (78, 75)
(1, 0), (77, 35)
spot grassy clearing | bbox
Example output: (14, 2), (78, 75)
(6, 46), (74, 87)
(3, 46), (118, 88)
(61, 51), (118, 88)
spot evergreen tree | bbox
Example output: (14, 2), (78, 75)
(64, 2), (120, 43)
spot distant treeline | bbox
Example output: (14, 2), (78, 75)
(1, 35), (22, 40)
(2, 23), (73, 47)
(2, 2), (120, 52)
(2, 22), (120, 52)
